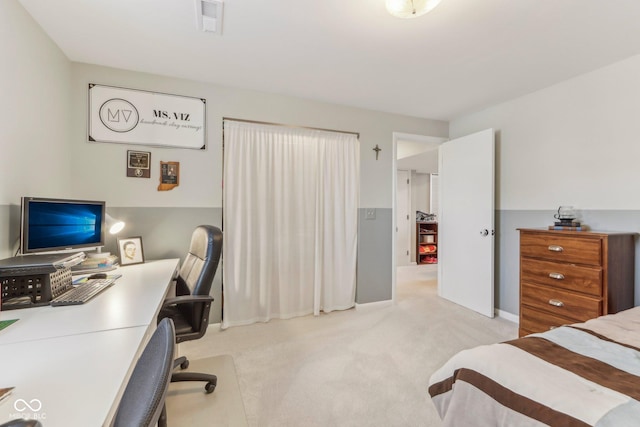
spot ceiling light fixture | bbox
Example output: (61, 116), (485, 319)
(195, 0), (224, 34)
(386, 0), (442, 19)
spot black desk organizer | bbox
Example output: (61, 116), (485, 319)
(0, 253), (81, 310)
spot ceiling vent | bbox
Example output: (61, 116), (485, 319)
(195, 0), (224, 35)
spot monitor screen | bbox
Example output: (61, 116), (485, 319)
(20, 197), (106, 254)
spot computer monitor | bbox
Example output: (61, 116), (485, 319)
(20, 196), (106, 254)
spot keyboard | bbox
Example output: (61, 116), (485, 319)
(50, 278), (116, 306)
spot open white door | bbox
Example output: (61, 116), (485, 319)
(438, 129), (495, 317)
(396, 170), (411, 266)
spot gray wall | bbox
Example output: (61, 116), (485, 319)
(105, 207), (223, 319)
(453, 53), (640, 317)
(2, 0), (449, 324)
(67, 64), (446, 322)
(0, 205), (21, 257)
(357, 208), (393, 303)
(0, 0), (72, 259)
(497, 210), (640, 315)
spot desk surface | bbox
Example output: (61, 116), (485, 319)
(0, 259), (180, 426)
(0, 259), (179, 346)
(0, 327), (148, 426)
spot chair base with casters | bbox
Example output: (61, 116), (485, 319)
(171, 362), (217, 394)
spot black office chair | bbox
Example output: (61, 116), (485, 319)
(113, 318), (176, 427)
(158, 225), (222, 394)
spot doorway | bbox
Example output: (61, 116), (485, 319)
(392, 133), (446, 301)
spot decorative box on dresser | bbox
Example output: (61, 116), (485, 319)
(518, 228), (635, 337)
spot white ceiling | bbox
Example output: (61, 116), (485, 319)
(17, 0), (640, 121)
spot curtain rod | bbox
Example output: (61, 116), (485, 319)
(223, 117), (360, 138)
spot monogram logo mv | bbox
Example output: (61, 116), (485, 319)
(99, 98), (139, 133)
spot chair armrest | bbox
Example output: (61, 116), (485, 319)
(161, 295), (214, 343)
(162, 295), (213, 310)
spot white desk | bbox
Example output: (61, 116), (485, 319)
(0, 259), (180, 426)
(0, 259), (179, 345)
(0, 327), (147, 426)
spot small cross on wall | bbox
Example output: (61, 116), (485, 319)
(373, 144), (382, 160)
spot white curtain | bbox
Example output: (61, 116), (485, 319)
(222, 120), (359, 328)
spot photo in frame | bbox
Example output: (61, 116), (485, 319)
(127, 150), (151, 178)
(117, 236), (145, 266)
(158, 161), (179, 191)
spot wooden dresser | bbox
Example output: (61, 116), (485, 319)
(518, 228), (635, 337)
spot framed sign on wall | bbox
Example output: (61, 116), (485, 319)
(127, 150), (151, 178)
(158, 161), (180, 191)
(88, 84), (206, 150)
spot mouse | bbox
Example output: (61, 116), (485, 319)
(87, 273), (108, 279)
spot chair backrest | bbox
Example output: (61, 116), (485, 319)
(113, 318), (176, 427)
(174, 225), (222, 327)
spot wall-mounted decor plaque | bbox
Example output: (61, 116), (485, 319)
(127, 150), (151, 178)
(158, 161), (179, 191)
(89, 84), (206, 150)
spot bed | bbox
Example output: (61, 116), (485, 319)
(428, 307), (640, 427)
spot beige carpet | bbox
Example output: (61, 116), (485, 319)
(166, 354), (247, 426)
(179, 265), (518, 426)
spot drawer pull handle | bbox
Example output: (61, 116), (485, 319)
(549, 272), (565, 280)
(548, 299), (564, 307)
(548, 245), (564, 252)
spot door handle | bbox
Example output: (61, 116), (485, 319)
(480, 229), (489, 236)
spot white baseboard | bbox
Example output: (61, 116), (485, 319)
(355, 299), (393, 311)
(496, 309), (519, 324)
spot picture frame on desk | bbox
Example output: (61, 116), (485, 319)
(117, 236), (145, 266)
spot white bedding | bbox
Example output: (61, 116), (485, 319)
(428, 307), (640, 426)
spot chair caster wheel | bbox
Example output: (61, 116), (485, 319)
(180, 360), (189, 369)
(205, 381), (216, 394)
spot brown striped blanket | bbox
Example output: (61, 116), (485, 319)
(428, 307), (640, 426)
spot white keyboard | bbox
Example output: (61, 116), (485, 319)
(50, 278), (116, 306)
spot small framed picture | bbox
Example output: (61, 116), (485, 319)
(127, 150), (151, 178)
(160, 161), (179, 185)
(117, 236), (145, 266)
(158, 160), (180, 191)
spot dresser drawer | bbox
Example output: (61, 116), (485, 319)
(521, 282), (601, 322)
(520, 232), (601, 265)
(518, 228), (636, 339)
(520, 306), (576, 335)
(520, 258), (602, 297)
